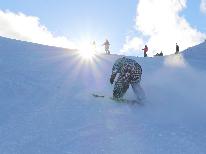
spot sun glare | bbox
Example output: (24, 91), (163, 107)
(69, 39), (102, 84)
(79, 49), (95, 60)
(78, 41), (96, 61)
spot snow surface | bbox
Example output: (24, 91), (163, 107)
(0, 37), (206, 154)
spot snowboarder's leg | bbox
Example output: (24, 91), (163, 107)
(113, 77), (129, 99)
(131, 81), (146, 101)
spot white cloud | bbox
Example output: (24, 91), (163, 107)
(121, 36), (144, 56)
(0, 10), (76, 49)
(122, 0), (206, 56)
(200, 0), (206, 14)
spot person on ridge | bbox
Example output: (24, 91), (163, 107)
(110, 57), (145, 101)
(175, 43), (179, 54)
(142, 45), (148, 57)
(155, 51), (163, 56)
(103, 39), (110, 54)
(92, 41), (96, 52)
(159, 51), (163, 56)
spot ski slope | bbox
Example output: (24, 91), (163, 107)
(0, 36), (206, 154)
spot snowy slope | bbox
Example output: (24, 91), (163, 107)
(0, 36), (206, 154)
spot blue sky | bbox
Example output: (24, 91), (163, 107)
(0, 0), (137, 53)
(184, 0), (206, 30)
(0, 0), (206, 56)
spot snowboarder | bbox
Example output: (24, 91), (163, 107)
(110, 57), (145, 101)
(175, 43), (179, 54)
(142, 45), (148, 57)
(103, 39), (110, 54)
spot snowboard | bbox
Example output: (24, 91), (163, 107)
(92, 93), (142, 105)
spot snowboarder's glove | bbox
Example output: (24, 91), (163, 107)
(110, 75), (115, 84)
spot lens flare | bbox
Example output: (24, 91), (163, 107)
(78, 41), (96, 61)
(79, 49), (95, 60)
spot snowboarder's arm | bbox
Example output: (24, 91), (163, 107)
(134, 64), (142, 83)
(110, 60), (121, 84)
(110, 66), (118, 84)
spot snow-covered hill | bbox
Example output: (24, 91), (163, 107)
(0, 36), (206, 154)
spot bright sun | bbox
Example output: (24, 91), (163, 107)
(78, 42), (96, 61)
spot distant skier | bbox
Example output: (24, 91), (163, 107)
(103, 39), (110, 54)
(155, 51), (163, 56)
(110, 57), (145, 101)
(175, 43), (179, 54)
(159, 51), (163, 56)
(154, 53), (159, 56)
(92, 41), (96, 52)
(142, 45), (148, 57)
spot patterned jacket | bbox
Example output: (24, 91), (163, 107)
(111, 57), (142, 84)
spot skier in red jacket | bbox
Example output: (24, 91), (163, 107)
(142, 45), (148, 57)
